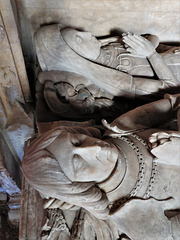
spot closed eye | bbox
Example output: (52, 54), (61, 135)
(71, 135), (81, 146)
(76, 36), (82, 44)
(73, 154), (87, 172)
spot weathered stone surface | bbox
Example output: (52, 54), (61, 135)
(15, 1), (180, 239)
(0, 0), (32, 103)
(22, 93), (180, 239)
(0, 0), (34, 166)
(19, 176), (44, 240)
(33, 25), (180, 128)
(15, 0), (180, 95)
(0, 1), (34, 238)
(16, 0), (180, 42)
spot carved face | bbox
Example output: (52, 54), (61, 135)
(47, 131), (118, 182)
(61, 28), (101, 61)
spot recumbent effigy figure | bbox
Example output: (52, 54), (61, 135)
(22, 93), (180, 240)
(35, 24), (180, 121)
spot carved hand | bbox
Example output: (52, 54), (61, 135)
(149, 131), (180, 165)
(122, 33), (156, 58)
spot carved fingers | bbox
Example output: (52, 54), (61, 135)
(149, 131), (180, 165)
(149, 132), (170, 149)
(149, 131), (180, 148)
(122, 32), (156, 58)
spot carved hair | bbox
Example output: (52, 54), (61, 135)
(22, 126), (109, 219)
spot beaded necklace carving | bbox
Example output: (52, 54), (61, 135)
(109, 133), (157, 212)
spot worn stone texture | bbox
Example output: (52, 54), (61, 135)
(23, 22), (180, 239)
(19, 176), (44, 240)
(15, 1), (180, 240)
(0, 0), (34, 163)
(0, 0), (34, 169)
(22, 95), (180, 239)
(0, 0), (32, 103)
(0, 1), (34, 238)
(16, 0), (180, 42)
(15, 0), (180, 93)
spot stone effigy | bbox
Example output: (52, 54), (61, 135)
(34, 24), (180, 122)
(35, 24), (180, 97)
(21, 24), (180, 239)
(22, 93), (180, 240)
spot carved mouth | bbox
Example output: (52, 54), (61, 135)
(96, 144), (118, 164)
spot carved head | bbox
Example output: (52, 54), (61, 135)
(46, 130), (118, 183)
(22, 126), (118, 219)
(61, 28), (101, 61)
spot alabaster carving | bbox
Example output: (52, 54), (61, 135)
(41, 209), (71, 240)
(1, 1), (178, 238)
(35, 24), (180, 101)
(22, 93), (180, 240)
(34, 25), (180, 122)
(21, 23), (180, 240)
(36, 72), (123, 121)
(41, 208), (120, 240)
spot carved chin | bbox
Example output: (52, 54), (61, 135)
(78, 43), (101, 61)
(107, 148), (119, 164)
